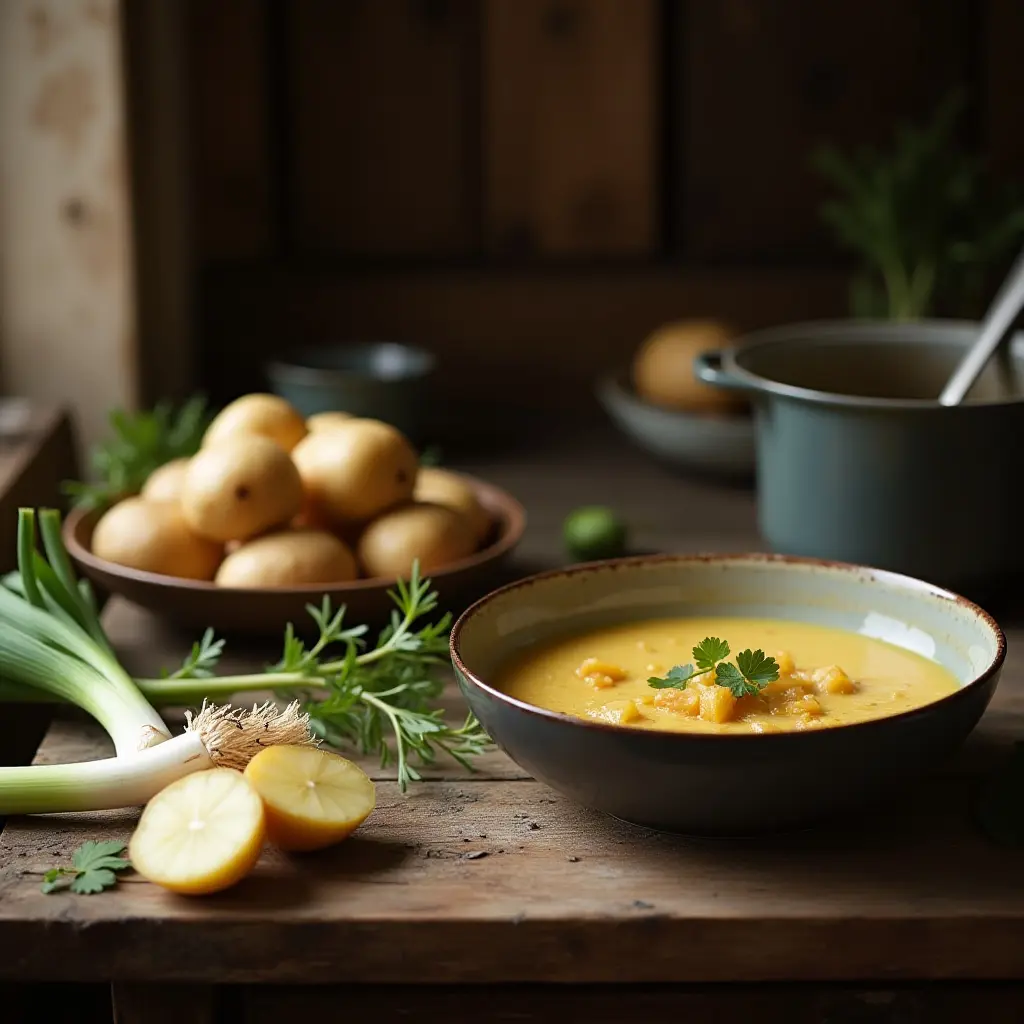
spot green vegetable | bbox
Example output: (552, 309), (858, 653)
(0, 509), (489, 809)
(813, 92), (1024, 320)
(64, 395), (210, 511)
(41, 840), (131, 895)
(648, 637), (780, 699)
(137, 568), (491, 790)
(0, 509), (315, 814)
(974, 741), (1024, 847)
(563, 506), (628, 562)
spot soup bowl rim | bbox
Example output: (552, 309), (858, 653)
(449, 551), (1006, 745)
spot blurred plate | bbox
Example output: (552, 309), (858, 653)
(597, 370), (755, 479)
(64, 473), (526, 637)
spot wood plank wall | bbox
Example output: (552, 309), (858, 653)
(180, 0), (1022, 432)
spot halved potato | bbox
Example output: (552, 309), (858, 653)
(129, 768), (266, 895)
(244, 746), (376, 852)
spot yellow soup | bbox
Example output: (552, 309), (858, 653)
(496, 617), (960, 734)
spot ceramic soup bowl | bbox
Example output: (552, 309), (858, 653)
(451, 554), (1003, 835)
(694, 319), (1024, 593)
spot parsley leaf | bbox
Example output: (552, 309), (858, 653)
(736, 648), (780, 687)
(649, 638), (780, 699)
(715, 661), (760, 698)
(41, 840), (131, 895)
(693, 637), (730, 672)
(648, 664), (698, 689)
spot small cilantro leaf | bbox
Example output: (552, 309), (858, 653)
(648, 664), (697, 689)
(715, 661), (760, 698)
(42, 840), (130, 895)
(70, 868), (119, 895)
(735, 649), (780, 687)
(71, 840), (128, 871)
(693, 637), (730, 672)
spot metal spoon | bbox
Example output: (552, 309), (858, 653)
(939, 243), (1024, 405)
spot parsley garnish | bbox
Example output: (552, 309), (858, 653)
(648, 637), (780, 699)
(41, 840), (131, 895)
(693, 636), (730, 672)
(647, 663), (699, 689)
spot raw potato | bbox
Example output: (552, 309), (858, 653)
(291, 495), (333, 531)
(357, 502), (477, 579)
(632, 319), (745, 414)
(91, 497), (222, 580)
(244, 745), (376, 852)
(291, 418), (418, 525)
(413, 467), (492, 545)
(129, 768), (266, 895)
(141, 457), (191, 503)
(215, 528), (358, 588)
(306, 411), (353, 432)
(181, 434), (304, 543)
(203, 393), (307, 453)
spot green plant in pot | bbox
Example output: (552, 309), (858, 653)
(814, 93), (1024, 320)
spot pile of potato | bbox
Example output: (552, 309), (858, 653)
(90, 395), (494, 588)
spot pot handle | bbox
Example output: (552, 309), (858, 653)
(693, 350), (752, 392)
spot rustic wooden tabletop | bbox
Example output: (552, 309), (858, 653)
(2, 425), (1024, 1023)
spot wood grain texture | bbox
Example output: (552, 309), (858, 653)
(0, 405), (76, 777)
(184, 0), (272, 262)
(244, 984), (1024, 1023)
(287, 0), (480, 256)
(0, 0), (139, 451)
(4, 725), (1024, 984)
(674, 0), (975, 261)
(484, 0), (657, 256)
(984, 0), (1024, 180)
(122, 0), (194, 405)
(197, 265), (846, 416)
(112, 984), (214, 1024)
(3, 428), (1024, 986)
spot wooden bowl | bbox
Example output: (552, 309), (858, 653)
(64, 473), (526, 636)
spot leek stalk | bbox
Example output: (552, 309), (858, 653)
(0, 508), (314, 815)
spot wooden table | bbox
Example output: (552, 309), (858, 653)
(3, 427), (1024, 1023)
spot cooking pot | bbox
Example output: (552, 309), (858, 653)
(695, 320), (1024, 592)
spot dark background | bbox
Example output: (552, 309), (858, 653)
(124, 0), (1024, 429)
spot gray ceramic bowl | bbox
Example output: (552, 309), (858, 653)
(267, 342), (436, 442)
(597, 371), (755, 478)
(451, 554), (1004, 835)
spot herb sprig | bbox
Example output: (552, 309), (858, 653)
(41, 840), (131, 895)
(64, 395), (210, 511)
(813, 92), (1024, 320)
(139, 566), (491, 791)
(648, 637), (780, 699)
